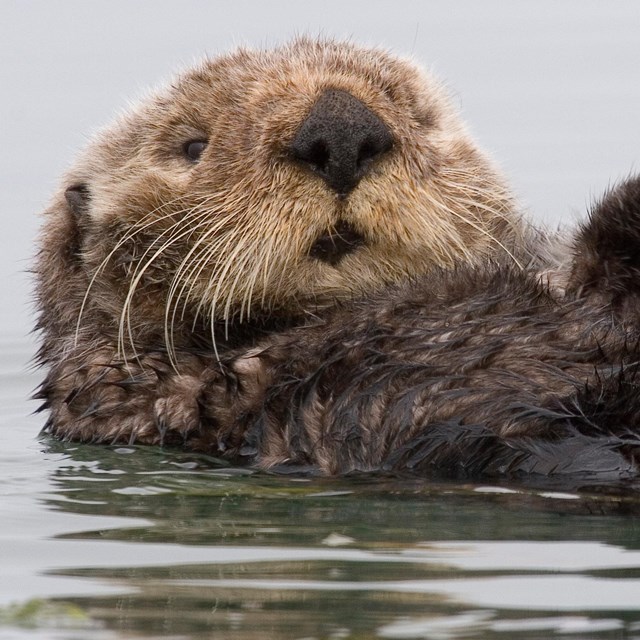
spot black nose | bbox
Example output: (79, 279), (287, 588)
(290, 89), (394, 197)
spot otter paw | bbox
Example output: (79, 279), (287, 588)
(153, 374), (204, 445)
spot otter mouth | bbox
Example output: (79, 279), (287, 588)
(309, 220), (365, 266)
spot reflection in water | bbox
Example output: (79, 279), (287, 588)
(16, 439), (640, 639)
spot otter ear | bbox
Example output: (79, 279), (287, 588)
(64, 183), (91, 219)
(60, 183), (91, 261)
(568, 176), (640, 299)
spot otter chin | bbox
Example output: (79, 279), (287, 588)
(36, 38), (542, 458)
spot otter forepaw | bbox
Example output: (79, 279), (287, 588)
(570, 175), (640, 299)
(153, 375), (204, 445)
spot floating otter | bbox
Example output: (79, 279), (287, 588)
(42, 38), (640, 484)
(35, 38), (536, 450)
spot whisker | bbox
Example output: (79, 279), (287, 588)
(74, 194), (193, 348)
(164, 210), (240, 365)
(426, 182), (524, 269)
(118, 204), (216, 363)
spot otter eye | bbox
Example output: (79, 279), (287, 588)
(183, 139), (207, 162)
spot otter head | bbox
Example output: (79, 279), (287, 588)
(39, 38), (523, 357)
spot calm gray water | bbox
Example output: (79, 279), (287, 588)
(2, 1), (640, 638)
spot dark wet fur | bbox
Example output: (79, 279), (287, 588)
(39, 177), (640, 482)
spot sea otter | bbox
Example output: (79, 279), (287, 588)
(35, 38), (537, 452)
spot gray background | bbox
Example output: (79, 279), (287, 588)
(2, 0), (639, 336)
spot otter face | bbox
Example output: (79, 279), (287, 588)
(53, 38), (522, 354)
